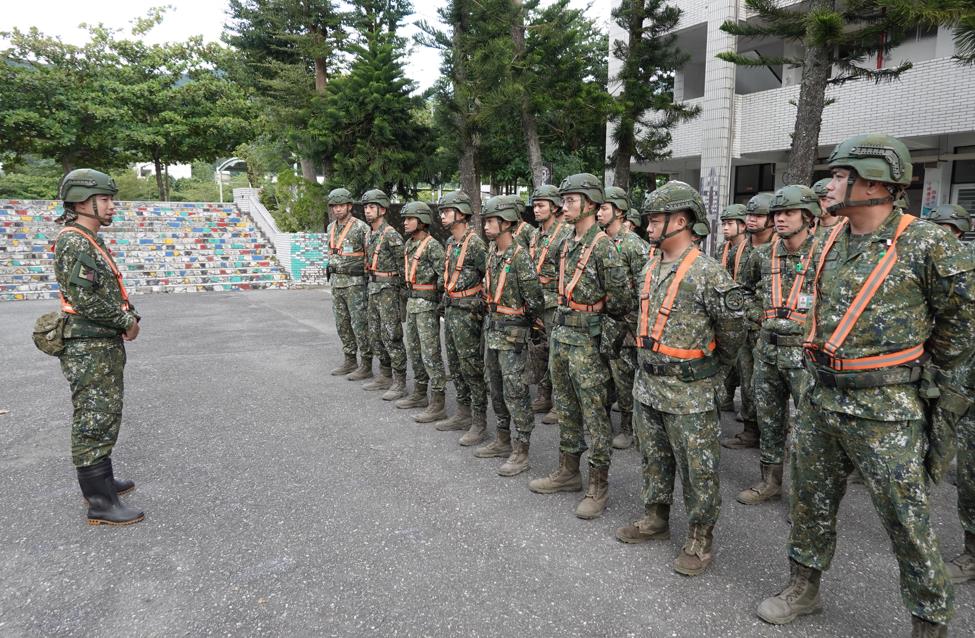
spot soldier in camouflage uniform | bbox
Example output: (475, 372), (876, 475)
(435, 191), (489, 446)
(721, 192), (775, 449)
(54, 169), (144, 526)
(325, 188), (372, 380)
(758, 135), (975, 638)
(615, 181), (744, 577)
(362, 190), (408, 401)
(512, 201), (538, 250)
(596, 186), (650, 450)
(528, 185), (572, 424)
(714, 204), (748, 412)
(811, 178), (844, 236)
(527, 174), (631, 520)
(396, 202), (450, 424)
(474, 196), (545, 476)
(928, 203), (975, 585)
(736, 185), (820, 506)
(624, 208), (642, 234)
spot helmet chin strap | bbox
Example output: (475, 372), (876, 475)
(649, 213), (688, 247)
(745, 216), (772, 234)
(73, 201), (113, 227)
(775, 220), (807, 240)
(826, 172), (894, 214)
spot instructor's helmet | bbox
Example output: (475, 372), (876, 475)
(59, 169), (118, 203)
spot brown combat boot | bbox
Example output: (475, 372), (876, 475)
(346, 356), (374, 381)
(435, 403), (471, 431)
(910, 616), (948, 638)
(498, 439), (530, 477)
(382, 371), (407, 401)
(531, 387), (552, 414)
(362, 366), (393, 390)
(528, 452), (583, 493)
(395, 382), (428, 409)
(737, 463), (783, 505)
(757, 559), (823, 624)
(616, 504), (671, 543)
(459, 410), (487, 446)
(575, 466), (609, 519)
(721, 420), (759, 449)
(415, 390), (448, 423)
(946, 531), (975, 584)
(330, 354), (358, 376)
(474, 428), (512, 458)
(541, 410), (558, 424)
(612, 411), (634, 449)
(674, 524), (715, 576)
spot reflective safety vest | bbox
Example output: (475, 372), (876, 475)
(484, 245), (525, 315)
(762, 237), (815, 324)
(404, 235), (436, 291)
(443, 230), (482, 299)
(328, 219), (364, 257)
(57, 227), (131, 315)
(558, 231), (608, 312)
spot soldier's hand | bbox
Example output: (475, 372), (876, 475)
(123, 319), (140, 342)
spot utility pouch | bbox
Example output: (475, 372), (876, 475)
(33, 311), (66, 357)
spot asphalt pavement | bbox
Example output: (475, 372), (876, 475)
(0, 289), (971, 637)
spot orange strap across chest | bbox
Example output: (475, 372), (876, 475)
(368, 226), (394, 273)
(636, 247), (714, 359)
(58, 227), (131, 314)
(532, 220), (564, 274)
(485, 245), (525, 315)
(558, 231), (608, 312)
(444, 231), (482, 298)
(731, 240), (748, 281)
(329, 219), (364, 257)
(405, 235), (435, 290)
(763, 238), (815, 324)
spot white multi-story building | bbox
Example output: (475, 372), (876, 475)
(606, 0), (975, 225)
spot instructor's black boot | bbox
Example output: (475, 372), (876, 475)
(84, 457), (134, 502)
(77, 459), (144, 526)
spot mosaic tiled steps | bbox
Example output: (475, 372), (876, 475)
(0, 200), (291, 302)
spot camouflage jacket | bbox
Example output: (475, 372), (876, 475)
(365, 220), (404, 295)
(404, 233), (445, 314)
(484, 242), (544, 351)
(610, 228), (651, 342)
(529, 218), (573, 307)
(806, 210), (975, 420)
(552, 222), (631, 347)
(513, 220), (538, 251)
(633, 245), (745, 414)
(443, 227), (487, 301)
(54, 222), (138, 339)
(325, 215), (369, 288)
(714, 238), (749, 281)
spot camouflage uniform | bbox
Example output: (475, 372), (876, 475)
(442, 228), (488, 417)
(365, 220), (406, 374)
(608, 228), (650, 429)
(528, 218), (573, 400)
(403, 234), (447, 392)
(55, 223), (139, 468)
(326, 216), (370, 358)
(513, 219), (538, 251)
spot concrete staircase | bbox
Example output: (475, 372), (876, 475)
(1, 200), (291, 302)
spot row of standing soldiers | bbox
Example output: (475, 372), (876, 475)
(324, 134), (974, 637)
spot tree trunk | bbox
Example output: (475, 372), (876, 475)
(613, 117), (635, 190)
(453, 1), (481, 230)
(782, 37), (831, 184)
(153, 157), (165, 201)
(510, 0), (545, 188)
(300, 159), (317, 182)
(611, 0), (645, 190)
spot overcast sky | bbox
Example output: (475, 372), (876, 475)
(3, 0), (611, 92)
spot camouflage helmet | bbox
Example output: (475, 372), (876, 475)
(438, 190), (474, 217)
(719, 203), (747, 223)
(827, 133), (912, 186)
(769, 184), (822, 219)
(327, 187), (354, 205)
(360, 189), (391, 210)
(482, 194), (522, 224)
(626, 208), (642, 227)
(603, 186), (630, 214)
(558, 173), (604, 205)
(641, 181), (709, 237)
(811, 178), (831, 198)
(531, 184), (563, 210)
(59, 169), (118, 203)
(745, 192), (774, 216)
(928, 204), (971, 234)
(400, 201), (433, 225)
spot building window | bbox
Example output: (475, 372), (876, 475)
(733, 163), (775, 203)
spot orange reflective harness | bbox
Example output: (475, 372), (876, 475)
(636, 247), (715, 359)
(531, 220), (564, 285)
(558, 231), (608, 313)
(443, 230), (482, 299)
(404, 235), (436, 292)
(367, 226), (397, 278)
(731, 240), (748, 281)
(763, 237), (816, 324)
(57, 227), (131, 315)
(804, 214), (922, 372)
(328, 219), (364, 257)
(484, 245), (526, 316)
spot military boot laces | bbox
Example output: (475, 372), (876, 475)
(330, 354), (358, 376)
(436, 403), (471, 431)
(415, 390), (448, 423)
(498, 439), (530, 477)
(528, 452), (583, 493)
(362, 366), (393, 391)
(575, 466), (609, 519)
(911, 616), (948, 638)
(458, 410), (487, 446)
(395, 383), (428, 409)
(737, 463), (783, 505)
(474, 428), (512, 458)
(616, 504), (670, 543)
(346, 357), (374, 381)
(673, 525), (714, 576)
(757, 560), (823, 625)
(382, 372), (408, 401)
(946, 531), (975, 584)
(612, 412), (633, 449)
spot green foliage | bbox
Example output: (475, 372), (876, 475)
(0, 173), (59, 199)
(267, 170), (328, 232)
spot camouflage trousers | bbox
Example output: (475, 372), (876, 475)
(331, 283), (369, 358)
(550, 338), (612, 469)
(633, 399), (721, 526)
(444, 305), (486, 413)
(59, 338), (126, 468)
(788, 401), (953, 624)
(720, 361), (739, 405)
(609, 346), (636, 417)
(753, 355), (809, 465)
(485, 346), (534, 443)
(405, 309), (447, 392)
(738, 331), (758, 425)
(957, 407), (975, 534)
(531, 306), (557, 394)
(368, 288), (406, 374)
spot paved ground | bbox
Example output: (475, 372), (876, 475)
(0, 289), (971, 637)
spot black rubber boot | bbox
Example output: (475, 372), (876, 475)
(83, 457), (134, 503)
(77, 459), (144, 526)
